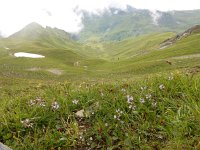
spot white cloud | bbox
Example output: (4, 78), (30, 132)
(0, 0), (199, 36)
(150, 10), (162, 26)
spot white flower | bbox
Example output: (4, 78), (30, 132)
(29, 98), (46, 107)
(72, 99), (79, 105)
(21, 119), (33, 128)
(51, 101), (59, 110)
(152, 102), (157, 107)
(29, 100), (36, 106)
(39, 102), (46, 107)
(141, 86), (147, 90)
(114, 115), (117, 119)
(140, 98), (145, 103)
(127, 95), (134, 104)
(159, 84), (165, 90)
(146, 94), (152, 99)
(121, 88), (126, 92)
(105, 123), (108, 127)
(131, 105), (136, 110)
(168, 76), (174, 80)
(90, 137), (93, 141)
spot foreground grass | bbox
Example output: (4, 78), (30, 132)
(0, 73), (200, 149)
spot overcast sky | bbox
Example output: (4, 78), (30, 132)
(0, 0), (200, 36)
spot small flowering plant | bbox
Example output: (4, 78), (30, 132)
(168, 76), (174, 80)
(51, 101), (60, 110)
(159, 84), (165, 90)
(126, 95), (136, 110)
(145, 94), (152, 100)
(21, 119), (33, 128)
(114, 109), (123, 121)
(72, 99), (79, 105)
(140, 98), (145, 103)
(29, 97), (46, 107)
(126, 95), (134, 104)
(141, 86), (147, 91)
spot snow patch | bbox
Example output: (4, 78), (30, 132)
(150, 10), (161, 26)
(14, 52), (45, 58)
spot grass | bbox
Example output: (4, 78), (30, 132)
(0, 25), (200, 149)
(0, 72), (200, 149)
(0, 30), (199, 81)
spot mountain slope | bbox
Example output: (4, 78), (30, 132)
(0, 23), (107, 80)
(78, 6), (200, 41)
(0, 23), (199, 80)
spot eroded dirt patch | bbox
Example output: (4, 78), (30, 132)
(171, 54), (200, 60)
(47, 69), (64, 75)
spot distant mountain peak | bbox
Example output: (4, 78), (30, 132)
(7, 22), (74, 48)
(22, 22), (44, 31)
(8, 22), (45, 40)
(26, 22), (43, 27)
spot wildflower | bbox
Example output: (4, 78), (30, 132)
(129, 104), (136, 110)
(39, 102), (46, 107)
(140, 98), (145, 103)
(51, 101), (59, 110)
(90, 137), (93, 141)
(29, 97), (46, 107)
(127, 95), (134, 104)
(21, 119), (33, 128)
(159, 84), (165, 90)
(114, 109), (123, 120)
(168, 76), (174, 80)
(121, 88), (126, 92)
(116, 109), (123, 114)
(152, 101), (157, 107)
(141, 86), (147, 91)
(105, 123), (108, 127)
(72, 99), (79, 105)
(145, 94), (152, 99)
(29, 100), (36, 106)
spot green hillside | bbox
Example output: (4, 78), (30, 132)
(0, 24), (200, 81)
(0, 23), (108, 81)
(78, 7), (200, 41)
(0, 19), (200, 149)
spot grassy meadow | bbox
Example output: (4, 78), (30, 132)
(0, 26), (200, 149)
(0, 73), (200, 149)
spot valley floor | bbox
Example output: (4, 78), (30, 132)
(0, 28), (200, 149)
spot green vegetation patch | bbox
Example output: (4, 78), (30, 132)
(1, 73), (200, 149)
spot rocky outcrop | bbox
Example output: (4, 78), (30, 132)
(160, 25), (200, 49)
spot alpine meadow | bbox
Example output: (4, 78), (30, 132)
(0, 4), (200, 150)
